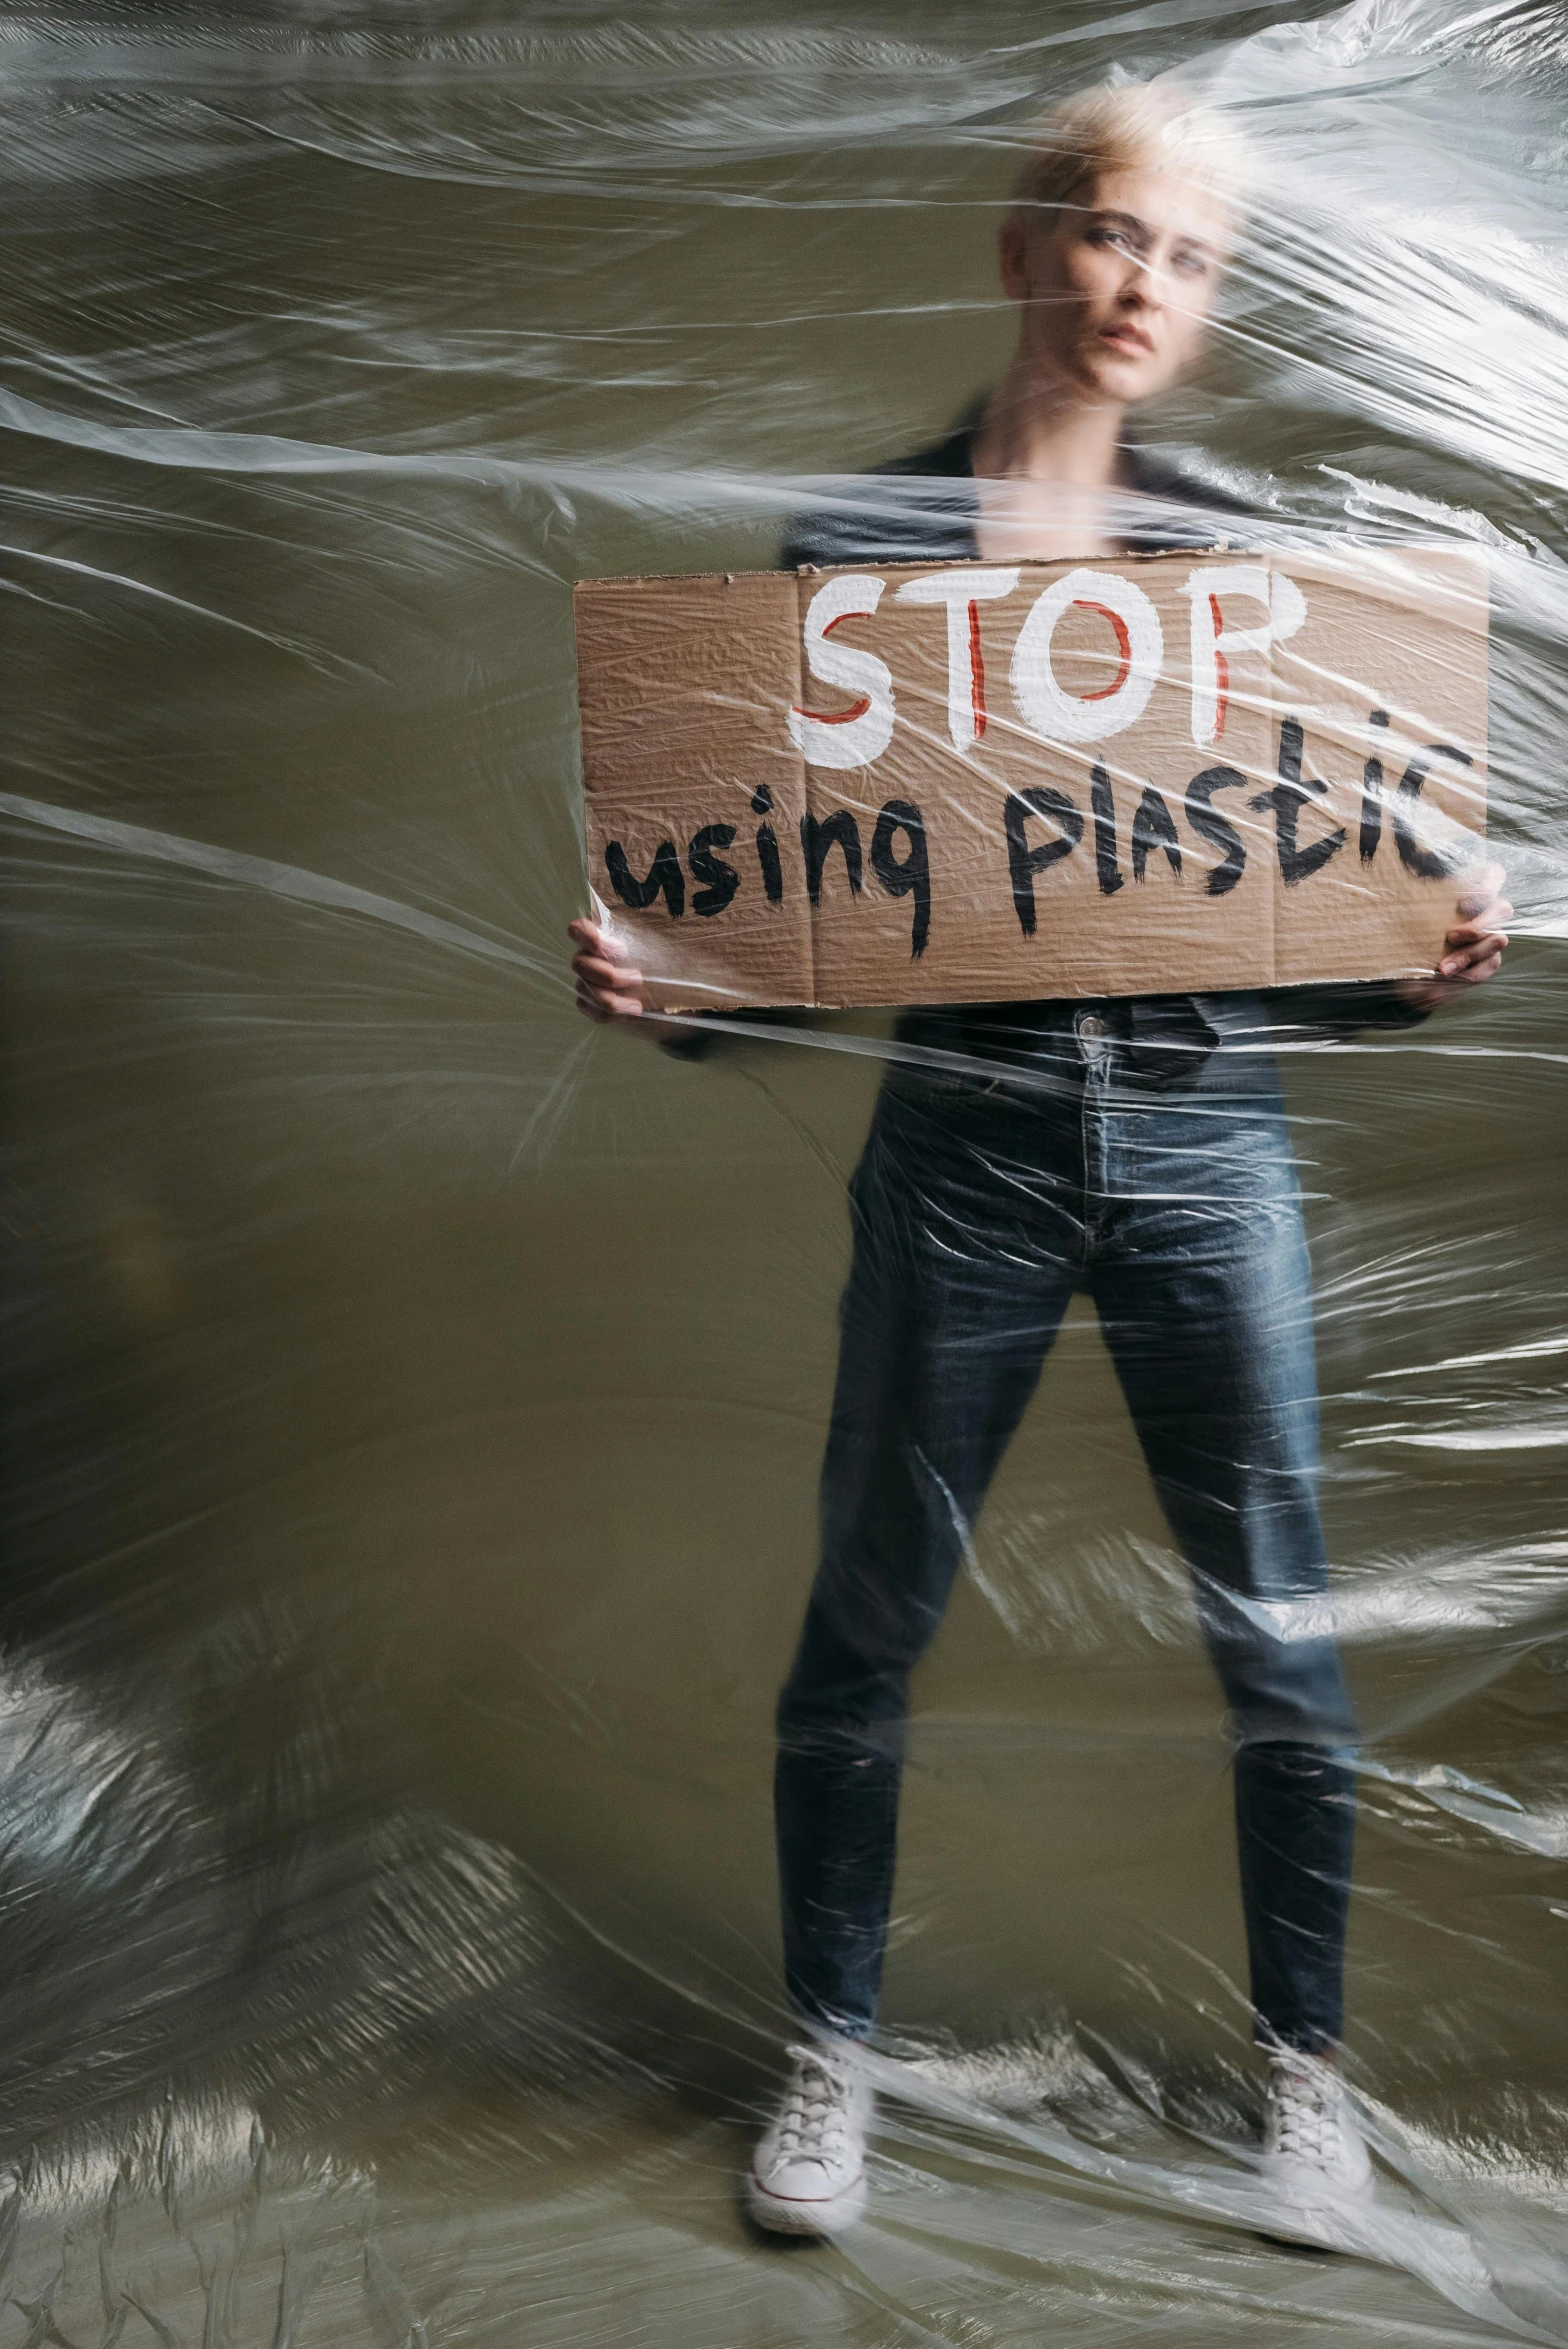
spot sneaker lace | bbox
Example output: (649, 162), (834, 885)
(776, 2046), (853, 2162)
(1269, 2060), (1344, 2166)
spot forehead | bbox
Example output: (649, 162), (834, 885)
(1073, 165), (1236, 253)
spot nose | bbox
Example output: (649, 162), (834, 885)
(1119, 257), (1162, 310)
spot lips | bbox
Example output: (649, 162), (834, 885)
(1100, 324), (1155, 356)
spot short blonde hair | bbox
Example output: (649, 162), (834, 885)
(1012, 82), (1252, 219)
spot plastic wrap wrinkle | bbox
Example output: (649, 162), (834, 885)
(3, 0), (1568, 2340)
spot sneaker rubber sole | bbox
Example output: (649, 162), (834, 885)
(744, 2164), (868, 2237)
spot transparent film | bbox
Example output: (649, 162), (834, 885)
(4, 1), (1568, 2340)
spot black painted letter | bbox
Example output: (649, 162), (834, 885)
(870, 798), (931, 959)
(1131, 786), (1183, 883)
(751, 785), (784, 904)
(1089, 764), (1124, 896)
(688, 823), (739, 917)
(1184, 765), (1249, 897)
(1252, 716), (1345, 887)
(1004, 788), (1083, 937)
(605, 838), (684, 917)
(800, 808), (864, 904)
(1360, 708), (1388, 865)
(1393, 745), (1471, 879)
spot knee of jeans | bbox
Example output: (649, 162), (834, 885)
(776, 1620), (912, 1740)
(1216, 1637), (1359, 1749)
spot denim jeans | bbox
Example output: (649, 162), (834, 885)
(774, 1004), (1357, 2055)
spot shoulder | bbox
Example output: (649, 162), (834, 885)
(779, 421), (979, 572)
(1121, 441), (1258, 551)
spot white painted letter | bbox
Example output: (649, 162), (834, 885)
(788, 574), (896, 770)
(894, 567), (1020, 756)
(1182, 563), (1307, 749)
(1010, 569), (1164, 745)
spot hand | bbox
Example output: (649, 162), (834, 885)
(567, 916), (680, 1046)
(1397, 860), (1512, 1012)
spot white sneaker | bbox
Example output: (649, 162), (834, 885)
(1259, 2051), (1374, 2235)
(746, 2042), (872, 2236)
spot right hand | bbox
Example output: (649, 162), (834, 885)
(567, 916), (649, 1023)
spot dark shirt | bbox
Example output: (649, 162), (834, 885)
(779, 414), (1252, 569)
(670, 417), (1428, 1079)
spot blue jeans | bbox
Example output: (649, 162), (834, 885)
(775, 1005), (1357, 2054)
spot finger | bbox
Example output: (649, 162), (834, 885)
(1438, 936), (1504, 976)
(1441, 920), (1509, 954)
(572, 952), (644, 992)
(570, 945), (637, 978)
(1445, 916), (1502, 953)
(575, 982), (646, 1020)
(581, 983), (646, 1018)
(566, 917), (629, 962)
(1438, 934), (1507, 977)
(570, 972), (643, 1010)
(1455, 867), (1508, 919)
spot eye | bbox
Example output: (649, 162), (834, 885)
(1088, 224), (1133, 252)
(1171, 248), (1211, 279)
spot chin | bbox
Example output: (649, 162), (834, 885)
(1076, 351), (1158, 402)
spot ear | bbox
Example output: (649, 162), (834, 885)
(998, 214), (1031, 303)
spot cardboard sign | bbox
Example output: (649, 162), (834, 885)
(574, 549), (1489, 1012)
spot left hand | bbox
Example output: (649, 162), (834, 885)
(1397, 860), (1512, 1011)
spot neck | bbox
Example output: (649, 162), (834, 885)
(973, 349), (1126, 487)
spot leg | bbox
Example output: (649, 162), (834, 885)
(1092, 1096), (1355, 2054)
(776, 1073), (1081, 2038)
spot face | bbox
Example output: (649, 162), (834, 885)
(1000, 165), (1231, 405)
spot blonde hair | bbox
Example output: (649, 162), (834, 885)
(1011, 82), (1253, 220)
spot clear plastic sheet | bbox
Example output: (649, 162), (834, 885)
(3, 0), (1568, 2339)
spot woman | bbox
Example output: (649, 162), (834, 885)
(568, 84), (1510, 2241)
